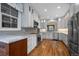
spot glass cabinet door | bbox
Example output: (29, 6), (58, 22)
(1, 3), (18, 28)
(11, 18), (17, 28)
(11, 7), (18, 17)
(1, 3), (10, 15)
(2, 15), (10, 28)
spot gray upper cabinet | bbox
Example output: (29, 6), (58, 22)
(8, 3), (16, 8)
(0, 3), (21, 31)
(21, 3), (40, 28)
(21, 3), (30, 27)
(16, 3), (23, 12)
(21, 4), (34, 28)
(8, 3), (23, 12)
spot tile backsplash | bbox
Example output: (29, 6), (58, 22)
(0, 31), (26, 35)
(0, 28), (37, 35)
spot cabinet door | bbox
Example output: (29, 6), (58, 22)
(72, 19), (78, 44)
(8, 3), (16, 8)
(9, 39), (27, 56)
(33, 12), (38, 22)
(16, 3), (23, 12)
(33, 11), (40, 28)
(31, 35), (37, 49)
(76, 12), (79, 45)
(21, 4), (34, 27)
(28, 12), (33, 27)
(27, 37), (33, 53)
(27, 35), (37, 53)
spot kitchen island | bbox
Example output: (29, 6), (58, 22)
(0, 37), (27, 56)
(0, 34), (37, 56)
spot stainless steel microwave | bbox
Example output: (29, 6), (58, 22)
(34, 20), (38, 28)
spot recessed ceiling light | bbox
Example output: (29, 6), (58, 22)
(44, 9), (47, 12)
(56, 15), (58, 17)
(58, 18), (61, 21)
(57, 6), (61, 9)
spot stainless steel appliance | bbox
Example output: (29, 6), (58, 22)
(34, 20), (38, 28)
(68, 13), (79, 56)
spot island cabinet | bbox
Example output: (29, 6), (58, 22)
(0, 38), (27, 56)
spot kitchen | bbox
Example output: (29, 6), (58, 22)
(0, 3), (79, 56)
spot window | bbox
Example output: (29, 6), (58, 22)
(47, 25), (55, 31)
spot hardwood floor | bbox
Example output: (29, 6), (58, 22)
(28, 39), (70, 56)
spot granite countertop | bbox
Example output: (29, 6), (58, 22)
(0, 35), (27, 43)
(0, 34), (37, 43)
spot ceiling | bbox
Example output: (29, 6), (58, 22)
(30, 3), (70, 20)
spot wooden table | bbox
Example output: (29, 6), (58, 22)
(28, 39), (70, 56)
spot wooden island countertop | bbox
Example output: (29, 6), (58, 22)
(28, 39), (70, 56)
